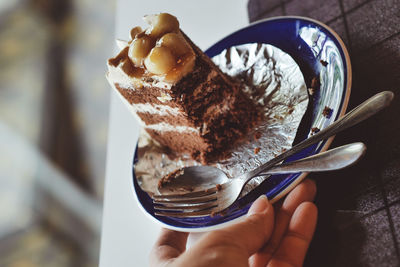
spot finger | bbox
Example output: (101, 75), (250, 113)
(174, 195), (274, 267)
(215, 195), (275, 256)
(150, 228), (189, 267)
(268, 202), (318, 267)
(269, 179), (316, 251)
(250, 179), (316, 267)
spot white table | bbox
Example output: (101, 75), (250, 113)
(100, 1), (248, 266)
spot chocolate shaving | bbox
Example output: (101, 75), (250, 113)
(254, 131), (262, 140)
(322, 106), (333, 118)
(311, 127), (320, 135)
(311, 77), (320, 90)
(320, 60), (328, 66)
(308, 77), (320, 96)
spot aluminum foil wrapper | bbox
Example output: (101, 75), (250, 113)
(135, 43), (309, 196)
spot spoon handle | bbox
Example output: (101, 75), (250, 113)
(244, 91), (394, 181)
(260, 142), (366, 175)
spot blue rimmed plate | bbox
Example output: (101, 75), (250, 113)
(132, 16), (351, 232)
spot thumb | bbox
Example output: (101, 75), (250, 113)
(150, 229), (189, 267)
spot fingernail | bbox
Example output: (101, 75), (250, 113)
(248, 195), (270, 215)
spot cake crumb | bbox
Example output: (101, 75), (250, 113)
(320, 60), (328, 66)
(254, 147), (261, 154)
(254, 132), (262, 140)
(158, 168), (184, 189)
(322, 106), (333, 118)
(311, 127), (320, 135)
(183, 186), (194, 192)
(311, 77), (320, 90)
(210, 210), (227, 218)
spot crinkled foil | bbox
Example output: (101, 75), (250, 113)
(134, 43), (309, 196)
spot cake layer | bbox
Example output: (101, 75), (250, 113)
(137, 112), (191, 126)
(146, 129), (207, 158)
(115, 84), (178, 107)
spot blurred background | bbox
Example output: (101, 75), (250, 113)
(2, 0), (400, 266)
(0, 0), (115, 265)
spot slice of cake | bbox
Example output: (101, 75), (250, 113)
(106, 13), (259, 163)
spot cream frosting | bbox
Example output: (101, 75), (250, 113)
(107, 61), (173, 90)
(133, 103), (180, 116)
(145, 122), (199, 133)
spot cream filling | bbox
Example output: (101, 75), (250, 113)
(157, 92), (172, 103)
(145, 123), (199, 133)
(133, 103), (180, 116)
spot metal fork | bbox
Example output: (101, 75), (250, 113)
(152, 91), (394, 218)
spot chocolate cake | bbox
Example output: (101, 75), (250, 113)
(106, 13), (259, 163)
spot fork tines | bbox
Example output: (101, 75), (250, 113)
(152, 187), (219, 217)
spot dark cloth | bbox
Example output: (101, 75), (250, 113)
(248, 0), (400, 266)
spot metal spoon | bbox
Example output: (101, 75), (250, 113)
(158, 142), (366, 194)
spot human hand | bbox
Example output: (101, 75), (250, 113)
(150, 179), (317, 267)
